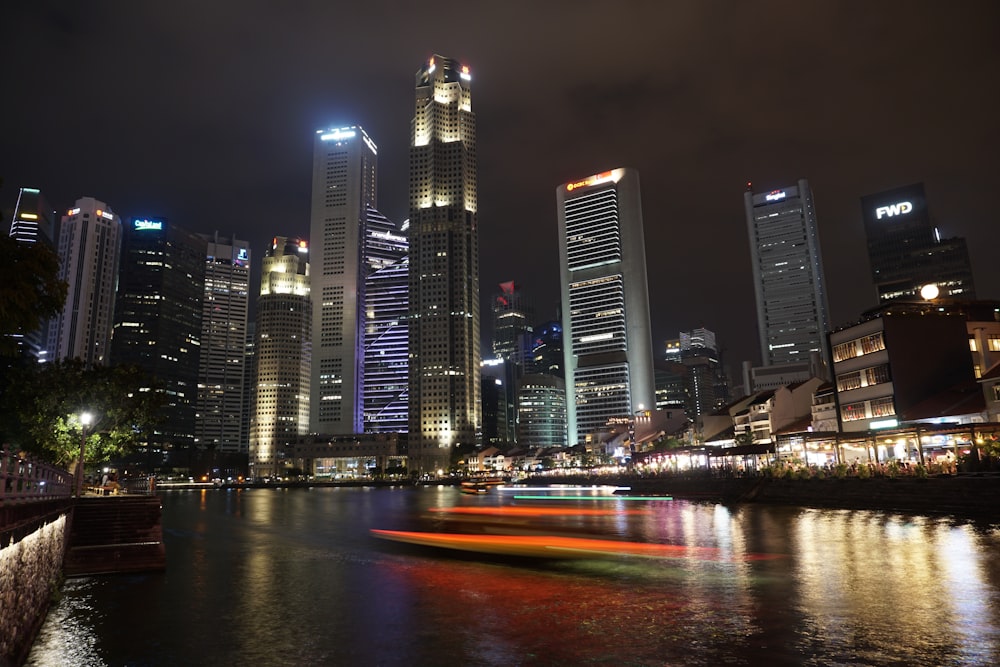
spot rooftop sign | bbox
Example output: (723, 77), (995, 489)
(566, 170), (615, 191)
(133, 219), (163, 231)
(875, 201), (913, 219)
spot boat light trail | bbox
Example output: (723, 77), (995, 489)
(429, 506), (651, 517)
(495, 486), (631, 493)
(371, 529), (782, 561)
(512, 495), (672, 501)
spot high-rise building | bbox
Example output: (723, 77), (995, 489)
(744, 180), (831, 368)
(49, 197), (122, 366)
(861, 182), (976, 304)
(408, 54), (481, 475)
(492, 281), (532, 363)
(516, 374), (567, 447)
(250, 237), (311, 479)
(194, 232), (251, 453)
(480, 362), (511, 446)
(309, 126), (378, 436)
(556, 168), (655, 445)
(8, 187), (58, 362)
(362, 213), (409, 434)
(9, 187), (56, 247)
(530, 321), (564, 378)
(678, 327), (727, 418)
(112, 217), (206, 448)
(491, 281), (533, 444)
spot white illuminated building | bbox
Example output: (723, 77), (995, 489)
(556, 168), (656, 445)
(49, 197), (122, 367)
(744, 180), (831, 370)
(309, 125), (379, 435)
(250, 237), (311, 479)
(408, 55), (481, 475)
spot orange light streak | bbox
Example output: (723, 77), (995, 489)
(371, 529), (783, 561)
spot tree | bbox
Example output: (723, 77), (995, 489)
(1, 359), (166, 469)
(0, 230), (67, 358)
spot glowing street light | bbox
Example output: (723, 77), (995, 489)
(76, 412), (93, 497)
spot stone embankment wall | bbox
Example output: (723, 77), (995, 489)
(0, 500), (72, 667)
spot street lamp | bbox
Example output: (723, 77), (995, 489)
(76, 412), (93, 497)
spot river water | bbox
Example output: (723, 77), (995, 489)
(26, 485), (1000, 666)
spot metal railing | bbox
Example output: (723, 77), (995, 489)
(0, 444), (73, 505)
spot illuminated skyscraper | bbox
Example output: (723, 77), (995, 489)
(861, 182), (976, 304)
(309, 125), (378, 435)
(112, 217), (206, 448)
(8, 187), (58, 361)
(194, 232), (251, 452)
(516, 374), (567, 447)
(408, 54), (481, 475)
(491, 281), (533, 444)
(744, 180), (831, 368)
(556, 168), (655, 445)
(363, 212), (409, 434)
(250, 237), (311, 479)
(9, 187), (56, 247)
(49, 197), (122, 367)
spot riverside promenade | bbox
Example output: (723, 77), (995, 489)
(530, 471), (1000, 519)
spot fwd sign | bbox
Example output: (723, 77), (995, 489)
(875, 201), (913, 219)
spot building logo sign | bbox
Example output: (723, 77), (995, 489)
(320, 128), (356, 142)
(566, 170), (614, 191)
(875, 201), (913, 219)
(133, 219), (163, 231)
(765, 190), (786, 201)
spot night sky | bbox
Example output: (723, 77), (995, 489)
(3, 1), (998, 370)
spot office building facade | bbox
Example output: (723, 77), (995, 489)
(194, 233), (251, 452)
(408, 55), (481, 474)
(516, 374), (567, 447)
(49, 197), (122, 367)
(556, 168), (655, 445)
(744, 180), (832, 368)
(530, 321), (564, 378)
(112, 217), (206, 448)
(8, 187), (58, 362)
(9, 187), (56, 247)
(491, 281), (533, 444)
(250, 237), (311, 479)
(862, 182), (976, 304)
(678, 327), (727, 418)
(309, 126), (378, 435)
(363, 212), (409, 434)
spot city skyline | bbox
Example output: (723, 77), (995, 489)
(3, 2), (998, 368)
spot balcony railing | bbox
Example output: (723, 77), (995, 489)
(0, 444), (73, 505)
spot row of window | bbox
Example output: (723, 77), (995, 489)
(841, 396), (896, 422)
(832, 332), (886, 362)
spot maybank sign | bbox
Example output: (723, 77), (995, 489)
(875, 201), (913, 219)
(134, 219), (164, 231)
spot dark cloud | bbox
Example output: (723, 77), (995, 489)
(2, 0), (998, 370)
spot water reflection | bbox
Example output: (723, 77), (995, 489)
(791, 511), (1000, 665)
(26, 487), (1000, 666)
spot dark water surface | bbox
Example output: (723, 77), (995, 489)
(27, 486), (1000, 666)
